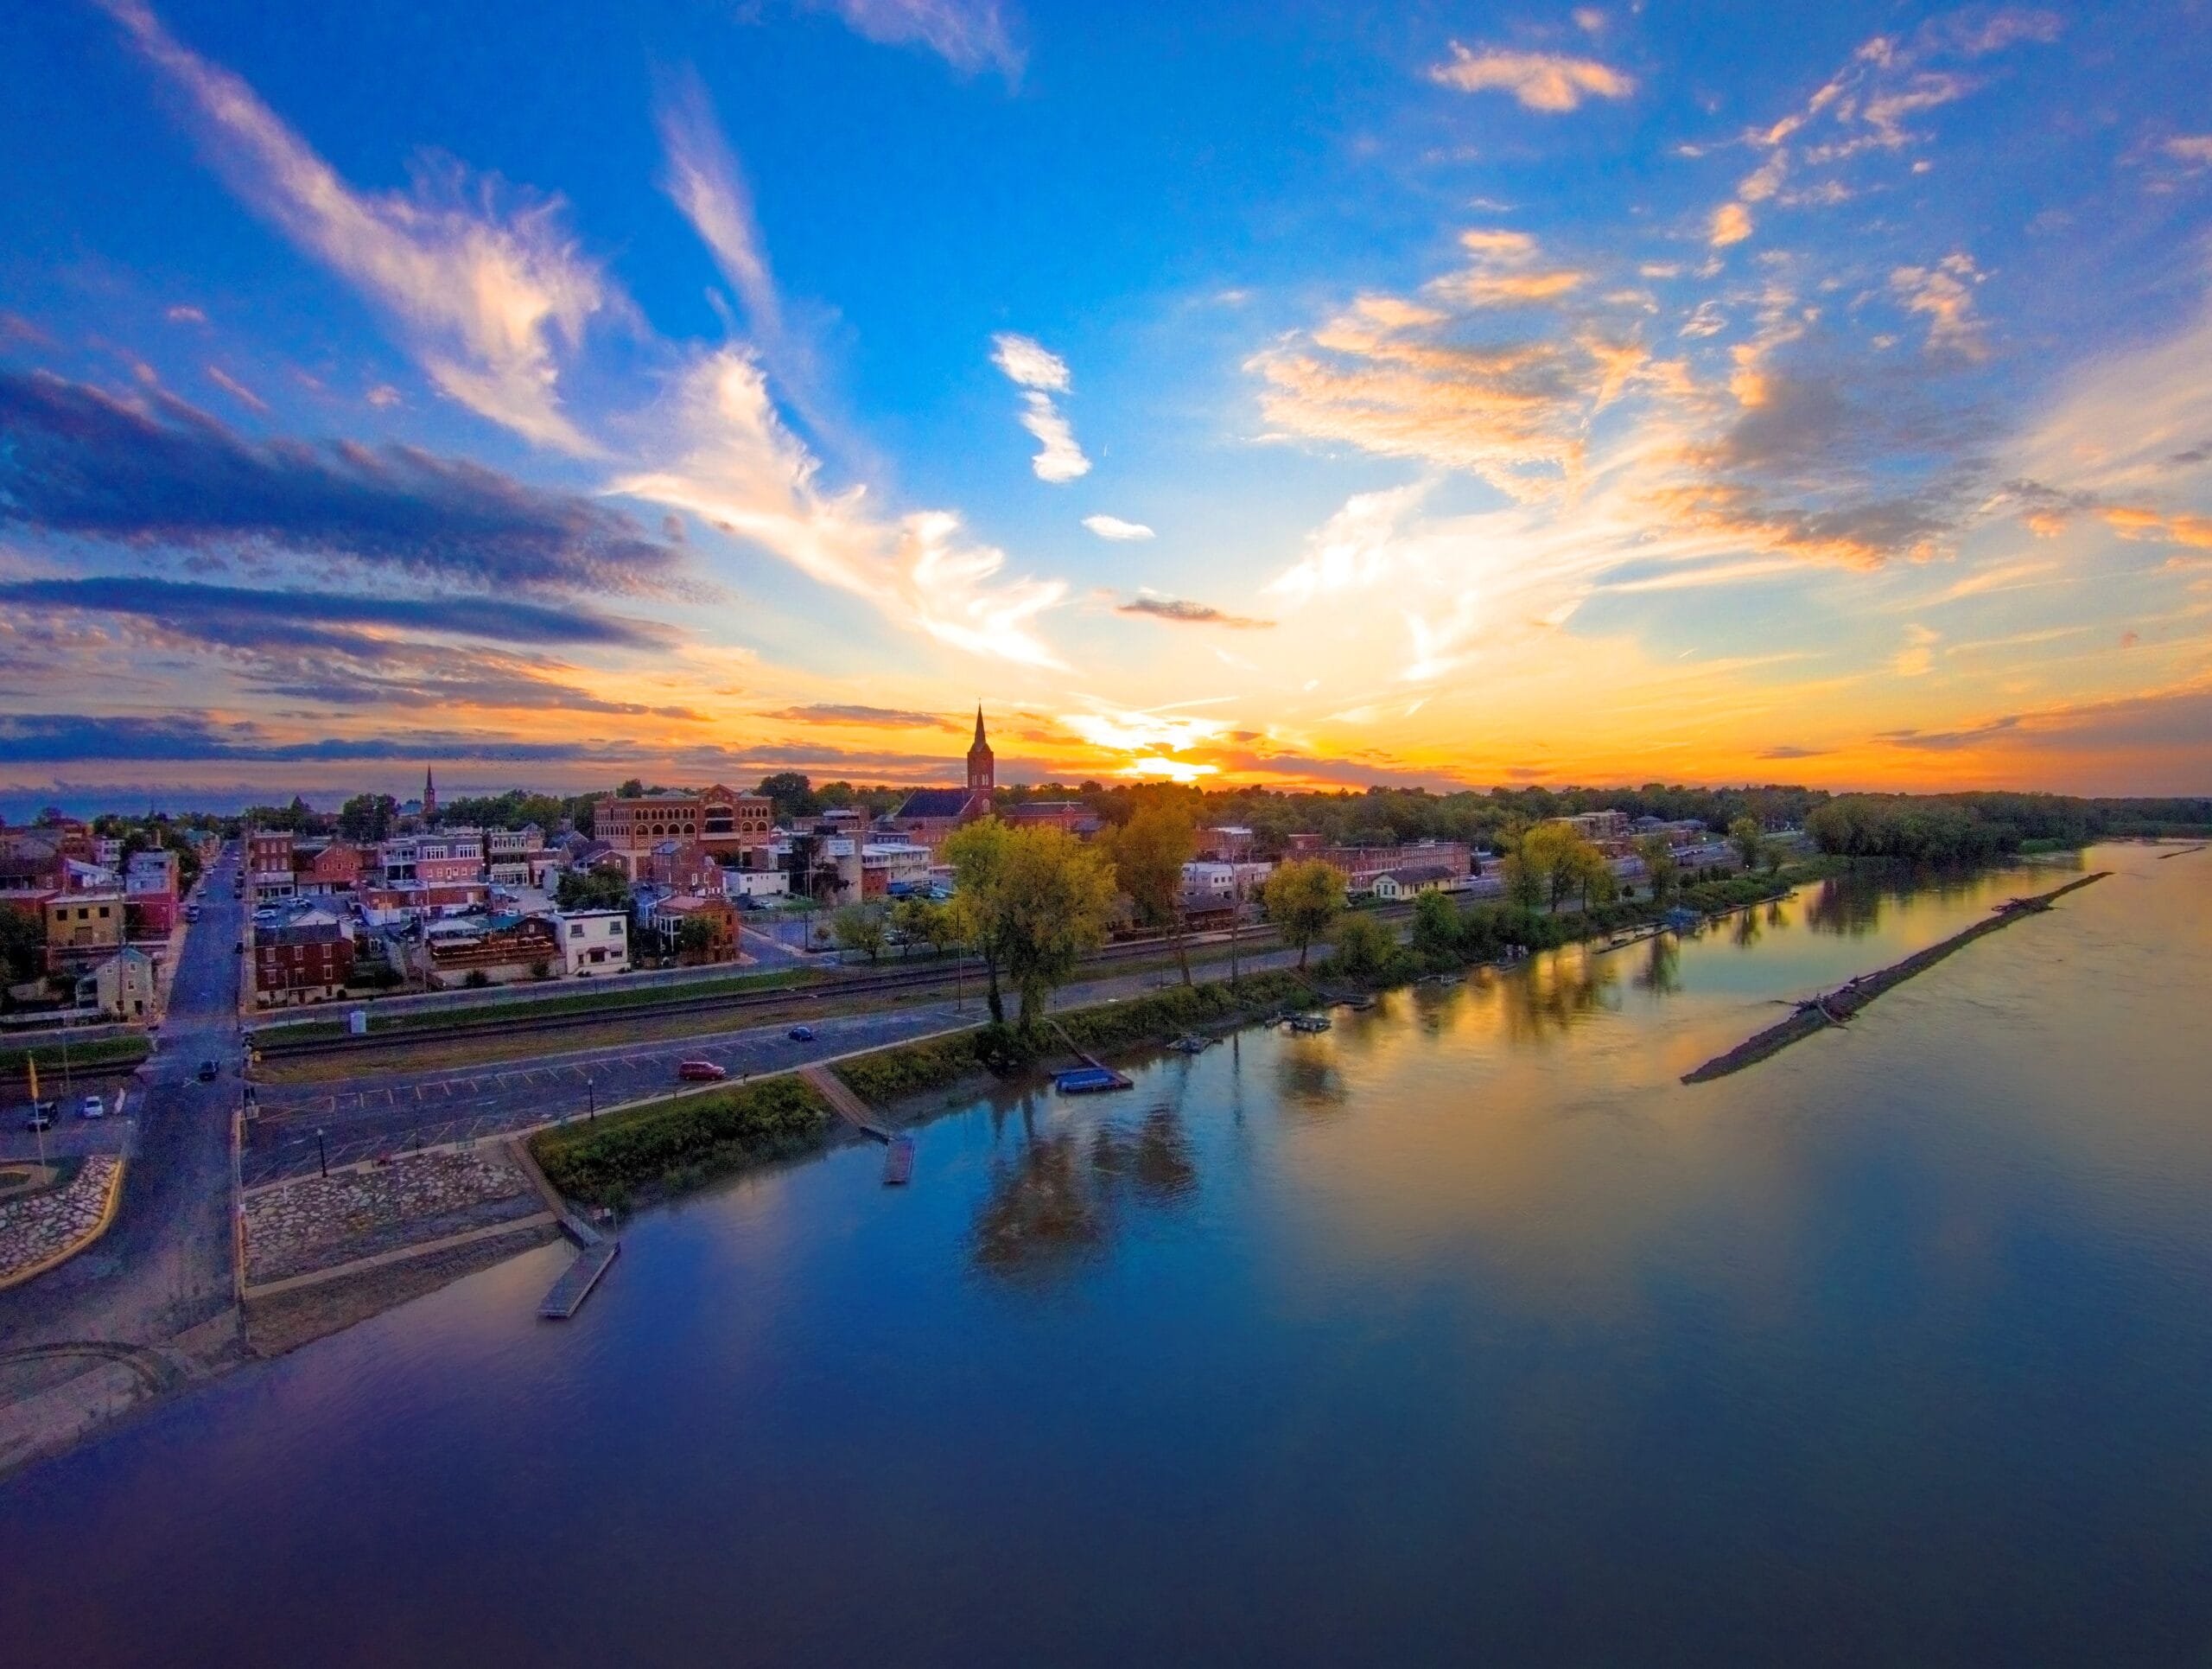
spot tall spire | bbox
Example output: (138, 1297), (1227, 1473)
(966, 706), (995, 802)
(423, 763), (437, 819)
(972, 704), (987, 748)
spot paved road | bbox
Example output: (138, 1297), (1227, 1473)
(242, 940), (1314, 1184)
(0, 851), (245, 1354)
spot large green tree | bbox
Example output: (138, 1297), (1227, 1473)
(1634, 835), (1679, 908)
(1262, 858), (1344, 969)
(944, 817), (1018, 1022)
(833, 902), (888, 963)
(1107, 801), (1198, 984)
(950, 821), (1116, 1028)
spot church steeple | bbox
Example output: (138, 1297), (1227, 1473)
(966, 707), (995, 803)
(423, 764), (437, 822)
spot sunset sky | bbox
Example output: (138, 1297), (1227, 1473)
(3, 0), (2209, 811)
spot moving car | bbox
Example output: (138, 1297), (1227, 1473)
(23, 1103), (56, 1131)
(80, 1094), (104, 1120)
(198, 1059), (219, 1081)
(677, 1060), (728, 1083)
(787, 1024), (816, 1042)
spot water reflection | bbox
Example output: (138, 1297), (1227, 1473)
(971, 1104), (1198, 1279)
(1634, 933), (1681, 996)
(1273, 1046), (1350, 1114)
(1731, 907), (1764, 949)
(1497, 946), (1619, 1043)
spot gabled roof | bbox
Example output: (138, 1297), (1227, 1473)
(893, 787), (979, 820)
(1380, 864), (1456, 885)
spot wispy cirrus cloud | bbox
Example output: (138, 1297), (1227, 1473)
(95, 0), (614, 453)
(759, 704), (959, 729)
(613, 347), (1066, 666)
(0, 370), (679, 596)
(991, 332), (1090, 482)
(1427, 43), (1634, 112)
(814, 0), (1022, 80)
(0, 577), (669, 650)
(1892, 253), (1987, 358)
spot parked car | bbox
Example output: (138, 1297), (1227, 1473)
(233, 940), (245, 954)
(23, 1104), (56, 1131)
(197, 1059), (219, 1081)
(677, 1060), (728, 1083)
(788, 1024), (816, 1042)
(80, 1094), (104, 1120)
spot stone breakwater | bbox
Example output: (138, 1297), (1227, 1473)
(0, 1156), (123, 1287)
(1681, 872), (2110, 1085)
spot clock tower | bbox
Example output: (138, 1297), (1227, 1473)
(966, 706), (995, 807)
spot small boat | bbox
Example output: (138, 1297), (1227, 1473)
(1287, 1013), (1333, 1033)
(1337, 996), (1376, 1011)
(1166, 1034), (1215, 1054)
(1055, 1066), (1134, 1093)
(882, 1137), (914, 1186)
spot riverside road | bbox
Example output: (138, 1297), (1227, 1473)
(242, 940), (1312, 1186)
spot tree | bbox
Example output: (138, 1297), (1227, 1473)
(756, 772), (819, 819)
(1502, 850), (1545, 910)
(617, 779), (645, 799)
(1410, 889), (1461, 959)
(1728, 816), (1764, 870)
(833, 903), (888, 963)
(556, 867), (632, 912)
(1515, 822), (1597, 912)
(1108, 801), (1198, 984)
(1329, 911), (1398, 978)
(1567, 844), (1618, 910)
(893, 895), (957, 959)
(944, 818), (1018, 1022)
(338, 793), (397, 843)
(1635, 835), (1678, 908)
(987, 825), (1117, 1027)
(1262, 858), (1344, 969)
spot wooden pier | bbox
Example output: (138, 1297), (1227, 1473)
(800, 1063), (891, 1143)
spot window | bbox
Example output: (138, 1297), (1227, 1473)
(609, 920), (624, 937)
(569, 924), (584, 940)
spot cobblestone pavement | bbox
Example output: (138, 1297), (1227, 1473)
(0, 1156), (120, 1286)
(242, 1145), (542, 1286)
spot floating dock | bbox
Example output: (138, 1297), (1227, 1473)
(537, 1240), (619, 1319)
(1055, 1065), (1133, 1093)
(883, 1136), (915, 1185)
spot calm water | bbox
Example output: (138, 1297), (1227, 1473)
(4, 845), (2209, 1666)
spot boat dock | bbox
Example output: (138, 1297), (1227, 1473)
(538, 1240), (619, 1319)
(800, 1063), (893, 1143)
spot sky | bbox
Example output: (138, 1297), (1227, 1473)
(2, 0), (2209, 812)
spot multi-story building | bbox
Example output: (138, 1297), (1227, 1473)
(643, 838), (721, 895)
(648, 893), (741, 964)
(124, 849), (180, 934)
(554, 908), (631, 977)
(254, 921), (355, 1006)
(247, 831), (296, 901)
(485, 827), (542, 887)
(593, 788), (773, 877)
(1543, 810), (1634, 850)
(1180, 860), (1274, 908)
(45, 891), (127, 972)
(1001, 799), (1101, 838)
(85, 946), (157, 1020)
(1311, 840), (1471, 892)
(378, 830), (485, 886)
(294, 841), (365, 895)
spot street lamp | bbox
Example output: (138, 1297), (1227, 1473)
(315, 1127), (327, 1179)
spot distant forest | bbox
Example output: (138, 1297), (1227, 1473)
(225, 778), (2212, 861)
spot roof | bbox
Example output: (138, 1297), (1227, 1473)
(893, 787), (979, 820)
(265, 922), (346, 946)
(1380, 865), (1456, 885)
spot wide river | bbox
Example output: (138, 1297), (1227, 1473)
(3, 844), (2209, 1665)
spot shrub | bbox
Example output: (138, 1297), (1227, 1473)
(1327, 912), (1398, 978)
(531, 1076), (830, 1205)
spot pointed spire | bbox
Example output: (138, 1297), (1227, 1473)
(972, 704), (987, 748)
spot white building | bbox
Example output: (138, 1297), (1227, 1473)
(554, 908), (631, 977)
(1180, 860), (1274, 902)
(722, 867), (791, 901)
(1370, 865), (1471, 901)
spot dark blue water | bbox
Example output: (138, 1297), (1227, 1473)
(3, 846), (2209, 1666)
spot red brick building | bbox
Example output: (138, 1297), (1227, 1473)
(254, 922), (355, 1006)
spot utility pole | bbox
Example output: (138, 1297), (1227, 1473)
(1229, 863), (1243, 984)
(315, 1127), (327, 1179)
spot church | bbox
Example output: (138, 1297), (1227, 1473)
(887, 709), (997, 850)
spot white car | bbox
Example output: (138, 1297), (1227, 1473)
(80, 1093), (104, 1119)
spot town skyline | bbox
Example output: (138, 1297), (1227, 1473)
(3, 1), (2211, 805)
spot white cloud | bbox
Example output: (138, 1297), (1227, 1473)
(614, 347), (1066, 667)
(2164, 135), (2212, 167)
(1892, 252), (1986, 357)
(992, 333), (1090, 482)
(1427, 43), (1635, 112)
(1083, 515), (1154, 540)
(1709, 202), (1753, 246)
(658, 76), (781, 352)
(990, 332), (1071, 392)
(818, 0), (1022, 79)
(96, 0), (611, 455)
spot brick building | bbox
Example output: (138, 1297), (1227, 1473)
(255, 921), (355, 1006)
(593, 787), (773, 877)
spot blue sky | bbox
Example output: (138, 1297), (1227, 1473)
(3, 0), (2209, 810)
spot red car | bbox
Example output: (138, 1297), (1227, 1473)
(677, 1060), (728, 1083)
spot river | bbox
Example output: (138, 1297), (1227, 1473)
(3, 844), (2208, 1665)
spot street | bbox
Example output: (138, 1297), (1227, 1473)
(0, 850), (245, 1360)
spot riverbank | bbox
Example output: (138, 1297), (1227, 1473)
(1681, 871), (2110, 1083)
